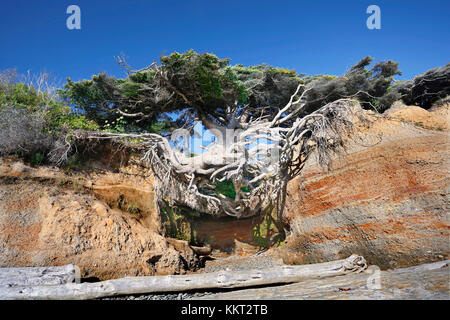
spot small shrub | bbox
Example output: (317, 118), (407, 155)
(31, 152), (44, 166)
(0, 70), (101, 165)
(0, 106), (56, 158)
(117, 195), (141, 214)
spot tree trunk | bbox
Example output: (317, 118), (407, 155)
(0, 255), (367, 300)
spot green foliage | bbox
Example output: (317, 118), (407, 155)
(118, 195), (141, 214)
(149, 120), (171, 134)
(46, 108), (99, 134)
(295, 56), (403, 114)
(103, 116), (127, 133)
(0, 80), (99, 134)
(399, 63), (450, 109)
(213, 180), (251, 199)
(215, 180), (236, 199)
(128, 70), (156, 83)
(65, 114), (99, 131)
(1, 52), (413, 168)
(0, 71), (101, 164)
(60, 50), (305, 132)
(0, 82), (53, 113)
(56, 52), (410, 137)
(120, 82), (140, 98)
(64, 154), (82, 170)
(31, 152), (44, 166)
(229, 64), (264, 75)
(195, 58), (223, 100)
(252, 207), (285, 248)
(0, 83), (40, 108)
(267, 66), (298, 78)
(57, 176), (85, 193)
(161, 50), (248, 105)
(160, 201), (195, 242)
(59, 78), (106, 118)
(220, 67), (248, 105)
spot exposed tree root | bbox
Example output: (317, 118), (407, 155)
(54, 85), (365, 221)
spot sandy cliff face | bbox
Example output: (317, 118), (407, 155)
(1, 104), (448, 278)
(0, 159), (199, 280)
(280, 104), (450, 269)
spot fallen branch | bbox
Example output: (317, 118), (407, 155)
(0, 255), (367, 300)
(0, 265), (79, 287)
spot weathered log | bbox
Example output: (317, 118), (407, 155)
(0, 255), (366, 300)
(190, 245), (212, 256)
(399, 259), (449, 272)
(0, 264), (79, 287)
(194, 259), (450, 300)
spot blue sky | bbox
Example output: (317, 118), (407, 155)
(0, 0), (449, 85)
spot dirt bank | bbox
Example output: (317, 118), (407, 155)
(280, 104), (449, 269)
(0, 158), (200, 280)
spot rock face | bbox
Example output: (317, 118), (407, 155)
(280, 104), (449, 269)
(0, 158), (199, 280)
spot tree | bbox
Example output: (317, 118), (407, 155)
(397, 63), (450, 109)
(62, 52), (402, 130)
(60, 51), (402, 233)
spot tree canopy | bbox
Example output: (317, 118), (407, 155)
(61, 50), (403, 135)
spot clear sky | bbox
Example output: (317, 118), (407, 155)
(1, 0), (449, 84)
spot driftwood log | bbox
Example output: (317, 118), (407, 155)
(0, 264), (79, 287)
(190, 245), (212, 256)
(0, 255), (367, 300)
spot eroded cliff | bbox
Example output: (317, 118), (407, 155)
(280, 104), (449, 268)
(0, 157), (200, 280)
